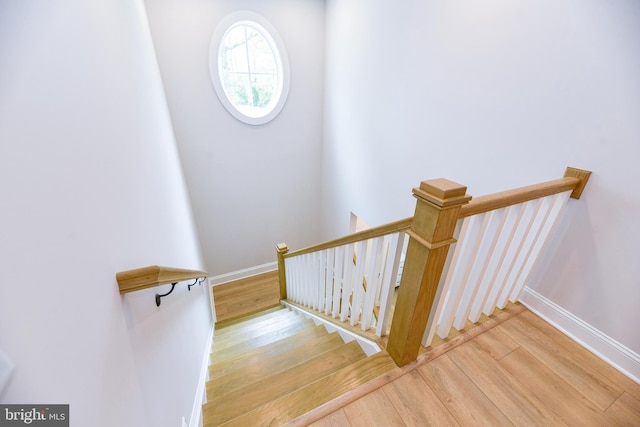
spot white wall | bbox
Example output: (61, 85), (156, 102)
(0, 1), (211, 426)
(144, 0), (325, 276)
(324, 0), (640, 357)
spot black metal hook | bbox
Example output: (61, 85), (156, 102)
(155, 276), (207, 305)
(188, 277), (206, 291)
(155, 282), (177, 307)
(187, 278), (199, 291)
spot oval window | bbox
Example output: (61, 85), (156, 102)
(210, 12), (290, 125)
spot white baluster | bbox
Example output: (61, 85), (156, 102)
(311, 253), (317, 310)
(453, 212), (499, 330)
(285, 257), (293, 301)
(469, 208), (509, 322)
(340, 243), (355, 322)
(293, 255), (301, 305)
(289, 256), (296, 302)
(376, 232), (405, 337)
(362, 236), (384, 330)
(497, 199), (542, 309)
(509, 191), (571, 301)
(482, 204), (524, 315)
(297, 255), (304, 304)
(436, 215), (481, 338)
(316, 251), (325, 311)
(453, 213), (489, 330)
(505, 196), (552, 303)
(375, 238), (390, 306)
(304, 253), (310, 309)
(324, 248), (335, 315)
(296, 256), (303, 303)
(331, 245), (344, 318)
(296, 255), (303, 306)
(350, 240), (368, 327)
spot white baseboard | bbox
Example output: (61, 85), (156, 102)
(519, 287), (640, 385)
(188, 321), (214, 427)
(207, 262), (278, 287)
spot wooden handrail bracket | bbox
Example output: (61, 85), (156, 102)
(564, 166), (592, 199)
(116, 265), (208, 295)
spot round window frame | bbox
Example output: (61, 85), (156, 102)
(209, 11), (291, 125)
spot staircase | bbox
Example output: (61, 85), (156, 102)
(203, 305), (396, 426)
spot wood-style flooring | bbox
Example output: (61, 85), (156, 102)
(305, 310), (640, 426)
(212, 272), (640, 426)
(213, 270), (280, 322)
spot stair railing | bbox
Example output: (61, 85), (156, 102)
(421, 168), (591, 349)
(276, 217), (411, 337)
(277, 167), (591, 366)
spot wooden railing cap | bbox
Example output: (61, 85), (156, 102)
(414, 178), (472, 208)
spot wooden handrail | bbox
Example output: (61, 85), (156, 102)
(116, 265), (208, 295)
(459, 167), (591, 218)
(459, 177), (577, 218)
(283, 217), (413, 259)
(283, 169), (590, 259)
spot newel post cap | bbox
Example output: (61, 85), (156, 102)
(413, 178), (472, 208)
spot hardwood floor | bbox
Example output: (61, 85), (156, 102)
(305, 310), (640, 426)
(213, 270), (280, 322)
(212, 274), (640, 426)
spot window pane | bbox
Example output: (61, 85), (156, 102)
(246, 29), (276, 74)
(221, 73), (251, 107)
(220, 26), (249, 73)
(211, 13), (289, 125)
(251, 74), (277, 108)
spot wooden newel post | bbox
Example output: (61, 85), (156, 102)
(275, 243), (289, 300)
(387, 178), (471, 366)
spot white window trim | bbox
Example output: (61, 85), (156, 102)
(209, 11), (291, 125)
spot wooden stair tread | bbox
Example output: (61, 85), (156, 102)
(207, 332), (346, 399)
(209, 324), (329, 380)
(214, 351), (397, 427)
(211, 311), (300, 351)
(203, 341), (367, 426)
(210, 318), (316, 364)
(214, 309), (296, 342)
(214, 305), (288, 335)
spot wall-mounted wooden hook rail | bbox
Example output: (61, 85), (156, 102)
(116, 265), (208, 306)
